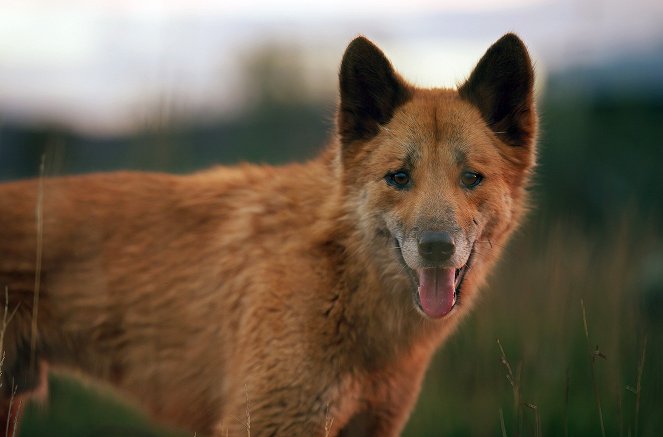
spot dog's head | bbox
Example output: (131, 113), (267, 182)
(336, 34), (537, 319)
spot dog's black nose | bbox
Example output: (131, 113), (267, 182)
(418, 231), (455, 263)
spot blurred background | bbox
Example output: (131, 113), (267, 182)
(1, 0), (662, 435)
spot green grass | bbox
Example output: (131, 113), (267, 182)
(18, 215), (663, 436)
(20, 377), (184, 437)
(404, 215), (662, 436)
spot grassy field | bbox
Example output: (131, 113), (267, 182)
(404, 214), (662, 436)
(16, 213), (662, 436)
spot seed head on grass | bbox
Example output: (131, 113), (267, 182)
(497, 338), (523, 436)
(524, 402), (541, 437)
(497, 339), (520, 412)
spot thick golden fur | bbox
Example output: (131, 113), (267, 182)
(0, 34), (537, 436)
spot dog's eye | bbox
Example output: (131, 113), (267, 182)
(461, 171), (483, 188)
(386, 171), (410, 189)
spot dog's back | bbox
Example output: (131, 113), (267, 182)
(0, 163), (337, 432)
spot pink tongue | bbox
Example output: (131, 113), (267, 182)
(417, 268), (456, 318)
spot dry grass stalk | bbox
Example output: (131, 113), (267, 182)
(524, 402), (541, 437)
(324, 404), (334, 437)
(5, 381), (16, 437)
(634, 336), (647, 437)
(10, 400), (20, 437)
(244, 384), (251, 437)
(1, 287), (21, 437)
(497, 338), (522, 435)
(30, 155), (46, 369)
(499, 408), (507, 437)
(626, 336), (647, 437)
(581, 299), (606, 437)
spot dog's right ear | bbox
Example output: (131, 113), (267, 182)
(338, 37), (411, 149)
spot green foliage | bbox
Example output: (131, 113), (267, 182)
(536, 93), (663, 224)
(21, 377), (184, 437)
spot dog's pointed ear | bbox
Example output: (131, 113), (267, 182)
(459, 33), (536, 148)
(338, 37), (411, 147)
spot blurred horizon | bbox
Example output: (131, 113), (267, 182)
(1, 0), (663, 136)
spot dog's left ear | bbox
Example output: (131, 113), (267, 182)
(338, 37), (412, 148)
(459, 33), (536, 149)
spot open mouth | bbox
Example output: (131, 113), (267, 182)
(454, 260), (471, 296)
(394, 239), (474, 319)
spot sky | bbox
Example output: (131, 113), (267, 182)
(0, 0), (662, 135)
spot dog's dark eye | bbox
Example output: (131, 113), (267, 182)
(386, 171), (410, 189)
(461, 172), (483, 188)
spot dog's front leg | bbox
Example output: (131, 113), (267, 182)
(339, 347), (433, 437)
